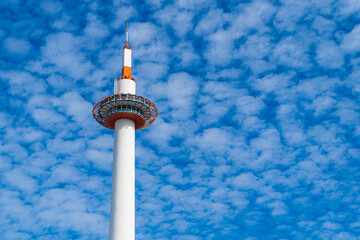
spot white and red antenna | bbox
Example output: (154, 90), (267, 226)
(114, 23), (134, 94)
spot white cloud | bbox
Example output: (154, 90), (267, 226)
(246, 59), (276, 75)
(84, 14), (110, 41)
(336, 0), (360, 18)
(250, 72), (295, 93)
(33, 32), (93, 80)
(307, 124), (340, 146)
(342, 25), (360, 53)
(175, 0), (209, 10)
(241, 116), (266, 132)
(5, 127), (47, 143)
(165, 72), (199, 120)
(0, 190), (34, 236)
(47, 138), (85, 154)
(239, 34), (272, 60)
(237, 95), (265, 115)
(274, 1), (311, 31)
(31, 108), (66, 126)
(112, 6), (138, 29)
(3, 37), (31, 55)
(296, 76), (338, 99)
(135, 62), (168, 82)
(309, 95), (336, 116)
(40, 0), (62, 15)
(281, 123), (307, 146)
(0, 71), (46, 96)
(158, 164), (188, 184)
(251, 128), (281, 152)
(85, 149), (113, 170)
(54, 91), (93, 124)
(230, 0), (275, 34)
(194, 9), (224, 36)
(88, 134), (114, 150)
(204, 29), (234, 66)
(154, 6), (194, 37)
(345, 69), (360, 94)
(267, 200), (288, 216)
(191, 128), (232, 153)
(45, 164), (82, 186)
(52, 13), (78, 31)
(0, 143), (28, 161)
(316, 40), (344, 68)
(172, 41), (201, 67)
(206, 68), (242, 80)
(312, 16), (335, 37)
(335, 99), (359, 125)
(332, 232), (357, 240)
(3, 168), (37, 193)
(36, 188), (107, 237)
(271, 36), (311, 69)
(143, 117), (183, 147)
(231, 172), (261, 190)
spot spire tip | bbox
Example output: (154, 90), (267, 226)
(125, 22), (129, 47)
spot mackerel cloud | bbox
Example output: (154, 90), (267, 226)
(1, 0), (360, 239)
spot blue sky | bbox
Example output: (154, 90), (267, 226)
(1, 0), (360, 239)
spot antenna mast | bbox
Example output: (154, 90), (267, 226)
(126, 22), (129, 48)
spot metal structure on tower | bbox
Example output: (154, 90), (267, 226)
(92, 23), (158, 240)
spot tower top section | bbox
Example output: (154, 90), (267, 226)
(93, 22), (158, 131)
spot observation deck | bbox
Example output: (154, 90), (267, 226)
(93, 93), (158, 130)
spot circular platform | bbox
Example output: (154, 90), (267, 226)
(93, 94), (158, 130)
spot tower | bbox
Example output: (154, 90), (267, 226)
(92, 23), (158, 240)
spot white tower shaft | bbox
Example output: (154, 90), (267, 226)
(109, 119), (135, 240)
(109, 26), (136, 239)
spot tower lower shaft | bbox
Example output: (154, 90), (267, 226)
(109, 119), (135, 240)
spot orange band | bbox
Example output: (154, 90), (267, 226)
(122, 66), (131, 77)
